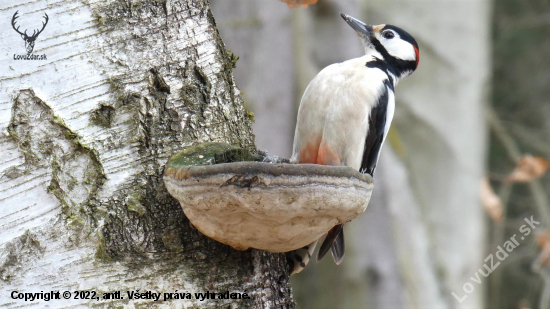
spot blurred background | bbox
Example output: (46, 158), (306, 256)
(210, 0), (550, 308)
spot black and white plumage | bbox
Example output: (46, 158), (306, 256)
(287, 13), (419, 275)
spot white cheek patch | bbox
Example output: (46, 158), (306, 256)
(376, 33), (417, 61)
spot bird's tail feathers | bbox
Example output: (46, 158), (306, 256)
(317, 224), (345, 263)
(330, 227), (345, 265)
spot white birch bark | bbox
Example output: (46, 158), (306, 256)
(0, 1), (293, 308)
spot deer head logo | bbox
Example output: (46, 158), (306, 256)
(11, 11), (49, 54)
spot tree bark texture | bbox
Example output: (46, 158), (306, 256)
(0, 1), (293, 308)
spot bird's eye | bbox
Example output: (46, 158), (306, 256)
(383, 31), (395, 39)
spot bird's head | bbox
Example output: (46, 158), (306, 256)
(340, 13), (419, 81)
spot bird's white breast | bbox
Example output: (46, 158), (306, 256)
(292, 55), (392, 171)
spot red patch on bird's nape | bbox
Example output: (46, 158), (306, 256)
(414, 46), (420, 68)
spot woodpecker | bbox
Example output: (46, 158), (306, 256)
(287, 13), (419, 275)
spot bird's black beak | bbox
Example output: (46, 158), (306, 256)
(340, 13), (373, 38)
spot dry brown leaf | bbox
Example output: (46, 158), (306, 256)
(536, 231), (550, 247)
(480, 177), (503, 222)
(506, 154), (550, 183)
(536, 231), (550, 266)
(280, 0), (318, 8)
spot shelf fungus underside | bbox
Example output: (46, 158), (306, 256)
(163, 143), (373, 253)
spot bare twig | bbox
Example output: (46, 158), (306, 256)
(490, 182), (513, 309)
(488, 108), (522, 161)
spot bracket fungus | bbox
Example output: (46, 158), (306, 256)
(164, 143), (373, 253)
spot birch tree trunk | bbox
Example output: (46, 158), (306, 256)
(0, 1), (293, 308)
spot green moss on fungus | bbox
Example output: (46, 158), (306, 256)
(166, 142), (260, 168)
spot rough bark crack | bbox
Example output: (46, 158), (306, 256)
(7, 89), (105, 226)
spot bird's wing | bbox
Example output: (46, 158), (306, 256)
(359, 79), (395, 175)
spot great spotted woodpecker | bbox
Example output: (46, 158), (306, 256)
(288, 13), (419, 275)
